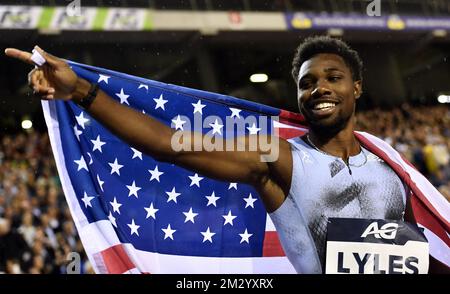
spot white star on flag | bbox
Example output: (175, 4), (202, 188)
(127, 219), (140, 236)
(131, 147), (143, 160)
(162, 224), (176, 240)
(229, 107), (242, 119)
(126, 181), (141, 198)
(74, 156), (88, 171)
(97, 74), (110, 84)
(138, 84), (149, 90)
(81, 192), (95, 208)
(116, 88), (130, 105)
(109, 197), (122, 214)
(201, 227), (216, 243)
(183, 207), (199, 224)
(75, 112), (90, 129)
(148, 166), (164, 182)
(91, 135), (106, 153)
(108, 211), (117, 227)
(247, 123), (261, 135)
(153, 94), (168, 110)
(188, 173), (203, 187)
(243, 193), (257, 208)
(108, 158), (124, 175)
(144, 203), (159, 219)
(228, 182), (238, 190)
(73, 125), (82, 141)
(166, 187), (181, 203)
(209, 119), (223, 135)
(96, 174), (105, 192)
(239, 229), (253, 244)
(171, 115), (186, 131)
(222, 210), (237, 226)
(192, 100), (206, 114)
(205, 191), (220, 207)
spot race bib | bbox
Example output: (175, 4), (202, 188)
(325, 218), (429, 274)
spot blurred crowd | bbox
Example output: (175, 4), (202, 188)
(0, 103), (448, 274)
(356, 104), (450, 202)
(0, 132), (92, 274)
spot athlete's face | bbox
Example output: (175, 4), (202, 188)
(297, 53), (362, 134)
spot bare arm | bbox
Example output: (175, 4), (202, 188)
(74, 79), (271, 185)
(5, 46), (292, 211)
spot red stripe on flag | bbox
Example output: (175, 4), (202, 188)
(277, 111), (307, 140)
(410, 194), (450, 247)
(355, 133), (450, 231)
(279, 110), (305, 125)
(100, 244), (137, 274)
(262, 231), (286, 257)
(277, 128), (306, 140)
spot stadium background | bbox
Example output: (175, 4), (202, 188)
(0, 0), (449, 274)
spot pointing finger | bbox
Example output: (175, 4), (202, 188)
(4, 48), (35, 65)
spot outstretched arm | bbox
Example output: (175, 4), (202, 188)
(5, 46), (292, 211)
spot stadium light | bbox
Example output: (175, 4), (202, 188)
(327, 28), (344, 37)
(250, 73), (268, 83)
(437, 95), (450, 104)
(21, 119), (33, 130)
(432, 29), (447, 38)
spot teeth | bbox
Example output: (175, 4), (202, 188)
(314, 102), (336, 110)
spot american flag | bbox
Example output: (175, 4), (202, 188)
(42, 61), (294, 274)
(42, 61), (449, 274)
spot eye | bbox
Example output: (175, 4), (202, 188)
(328, 76), (342, 82)
(299, 80), (312, 89)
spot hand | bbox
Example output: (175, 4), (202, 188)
(4, 46), (81, 100)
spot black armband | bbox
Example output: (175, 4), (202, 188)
(78, 83), (99, 110)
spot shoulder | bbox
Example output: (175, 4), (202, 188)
(265, 136), (308, 196)
(260, 138), (293, 198)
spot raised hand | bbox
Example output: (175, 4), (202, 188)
(5, 46), (81, 100)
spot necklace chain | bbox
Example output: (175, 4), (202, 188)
(305, 135), (368, 167)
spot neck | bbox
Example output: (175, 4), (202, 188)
(308, 120), (360, 161)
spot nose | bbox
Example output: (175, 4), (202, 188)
(311, 81), (331, 98)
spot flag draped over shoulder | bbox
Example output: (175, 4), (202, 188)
(42, 61), (449, 274)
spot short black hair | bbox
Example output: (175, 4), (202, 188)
(291, 36), (363, 82)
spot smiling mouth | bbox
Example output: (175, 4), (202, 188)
(307, 101), (339, 117)
(313, 102), (336, 111)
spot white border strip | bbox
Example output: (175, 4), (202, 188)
(77, 219), (295, 274)
(273, 120), (308, 132)
(418, 224), (450, 267)
(42, 100), (118, 274)
(123, 243), (295, 274)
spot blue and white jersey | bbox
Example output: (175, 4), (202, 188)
(269, 136), (407, 273)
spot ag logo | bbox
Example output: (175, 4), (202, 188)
(361, 222), (398, 239)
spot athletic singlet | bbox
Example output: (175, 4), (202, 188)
(269, 136), (407, 273)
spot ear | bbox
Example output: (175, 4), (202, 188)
(353, 80), (362, 100)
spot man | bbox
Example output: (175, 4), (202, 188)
(5, 36), (447, 273)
